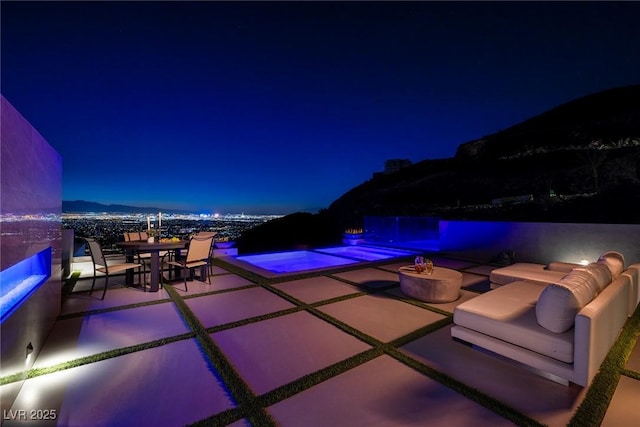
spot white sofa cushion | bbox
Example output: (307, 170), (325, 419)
(597, 251), (625, 279)
(536, 270), (599, 333)
(490, 263), (567, 287)
(454, 281), (575, 363)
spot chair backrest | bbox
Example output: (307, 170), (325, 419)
(195, 231), (217, 238)
(85, 238), (108, 270)
(194, 232), (216, 258)
(139, 231), (148, 240)
(124, 232), (142, 241)
(186, 235), (214, 263)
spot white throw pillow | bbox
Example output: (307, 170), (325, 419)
(597, 251), (625, 279)
(573, 262), (612, 293)
(536, 270), (598, 333)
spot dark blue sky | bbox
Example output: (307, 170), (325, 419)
(2, 2), (639, 214)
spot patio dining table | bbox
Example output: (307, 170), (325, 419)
(115, 240), (188, 292)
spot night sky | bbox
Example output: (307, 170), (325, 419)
(2, 1), (639, 215)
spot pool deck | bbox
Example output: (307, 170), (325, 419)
(2, 253), (639, 426)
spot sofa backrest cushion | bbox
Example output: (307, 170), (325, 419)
(572, 262), (612, 293)
(536, 269), (599, 333)
(597, 251), (625, 280)
(546, 262), (580, 273)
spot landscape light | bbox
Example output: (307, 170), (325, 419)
(26, 342), (34, 363)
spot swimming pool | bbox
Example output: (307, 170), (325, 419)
(315, 245), (417, 261)
(231, 245), (416, 277)
(235, 251), (359, 274)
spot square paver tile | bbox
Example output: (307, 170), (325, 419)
(378, 261), (411, 273)
(212, 310), (371, 395)
(62, 284), (171, 315)
(401, 325), (587, 427)
(209, 265), (234, 275)
(430, 257), (478, 270)
(272, 276), (361, 304)
(462, 264), (498, 276)
(624, 336), (640, 371)
(317, 293), (446, 342)
(268, 355), (514, 427)
(209, 273), (257, 290)
(33, 302), (190, 369)
(461, 272), (489, 288)
(165, 273), (256, 296)
(7, 339), (233, 427)
(386, 288), (479, 314)
(460, 272), (491, 292)
(601, 376), (640, 427)
(331, 268), (399, 289)
(186, 287), (296, 328)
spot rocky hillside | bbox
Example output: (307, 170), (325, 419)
(328, 84), (640, 225)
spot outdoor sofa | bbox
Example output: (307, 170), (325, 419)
(452, 251), (638, 387)
(490, 255), (640, 316)
(489, 261), (581, 288)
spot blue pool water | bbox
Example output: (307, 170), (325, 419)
(315, 245), (417, 261)
(236, 251), (358, 274)
(234, 245), (415, 274)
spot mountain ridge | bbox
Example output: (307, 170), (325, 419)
(328, 84), (640, 225)
(62, 200), (194, 215)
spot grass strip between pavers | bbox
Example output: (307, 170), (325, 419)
(162, 284), (278, 427)
(179, 283), (259, 301)
(620, 367), (640, 381)
(568, 305), (640, 427)
(57, 297), (173, 320)
(0, 333), (195, 386)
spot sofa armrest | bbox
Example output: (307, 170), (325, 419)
(573, 274), (630, 387)
(622, 263), (640, 316)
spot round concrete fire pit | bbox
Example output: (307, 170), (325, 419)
(398, 266), (462, 303)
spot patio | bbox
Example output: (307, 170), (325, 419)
(2, 253), (639, 426)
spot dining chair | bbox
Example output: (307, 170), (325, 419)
(166, 235), (214, 292)
(124, 231), (151, 283)
(174, 232), (217, 276)
(85, 237), (142, 300)
(194, 232), (217, 276)
(177, 231), (216, 257)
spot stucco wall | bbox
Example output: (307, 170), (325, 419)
(438, 220), (640, 265)
(1, 95), (62, 412)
